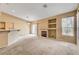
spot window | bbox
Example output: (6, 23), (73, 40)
(62, 16), (74, 36)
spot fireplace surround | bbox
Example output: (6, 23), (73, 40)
(41, 31), (47, 37)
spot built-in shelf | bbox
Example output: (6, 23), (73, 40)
(48, 23), (56, 24)
(48, 18), (56, 39)
(48, 19), (56, 23)
(0, 29), (20, 32)
(8, 29), (20, 31)
(0, 29), (10, 32)
(0, 22), (20, 32)
(48, 28), (56, 30)
(48, 24), (56, 28)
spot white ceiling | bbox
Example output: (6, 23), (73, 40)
(0, 3), (78, 21)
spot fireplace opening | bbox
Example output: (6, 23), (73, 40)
(41, 31), (47, 37)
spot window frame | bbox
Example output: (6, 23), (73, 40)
(61, 16), (74, 36)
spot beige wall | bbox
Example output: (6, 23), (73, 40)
(77, 7), (79, 45)
(56, 11), (77, 44)
(37, 20), (48, 37)
(0, 12), (31, 45)
(0, 32), (8, 48)
(37, 10), (77, 44)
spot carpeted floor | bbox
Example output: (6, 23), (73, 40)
(0, 36), (79, 55)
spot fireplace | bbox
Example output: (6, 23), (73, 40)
(41, 31), (47, 37)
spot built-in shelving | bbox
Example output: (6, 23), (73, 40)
(0, 22), (20, 32)
(0, 22), (5, 29)
(48, 23), (56, 24)
(48, 18), (56, 38)
(0, 22), (14, 29)
(48, 29), (56, 38)
(48, 28), (56, 30)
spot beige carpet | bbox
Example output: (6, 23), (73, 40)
(0, 36), (79, 55)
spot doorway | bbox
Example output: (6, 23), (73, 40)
(31, 23), (37, 36)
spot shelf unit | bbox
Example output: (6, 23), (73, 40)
(0, 22), (20, 32)
(0, 22), (14, 30)
(48, 18), (56, 38)
(0, 22), (5, 29)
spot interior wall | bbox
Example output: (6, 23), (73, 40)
(37, 20), (48, 37)
(37, 10), (77, 43)
(0, 12), (30, 45)
(77, 7), (79, 45)
(56, 11), (77, 43)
